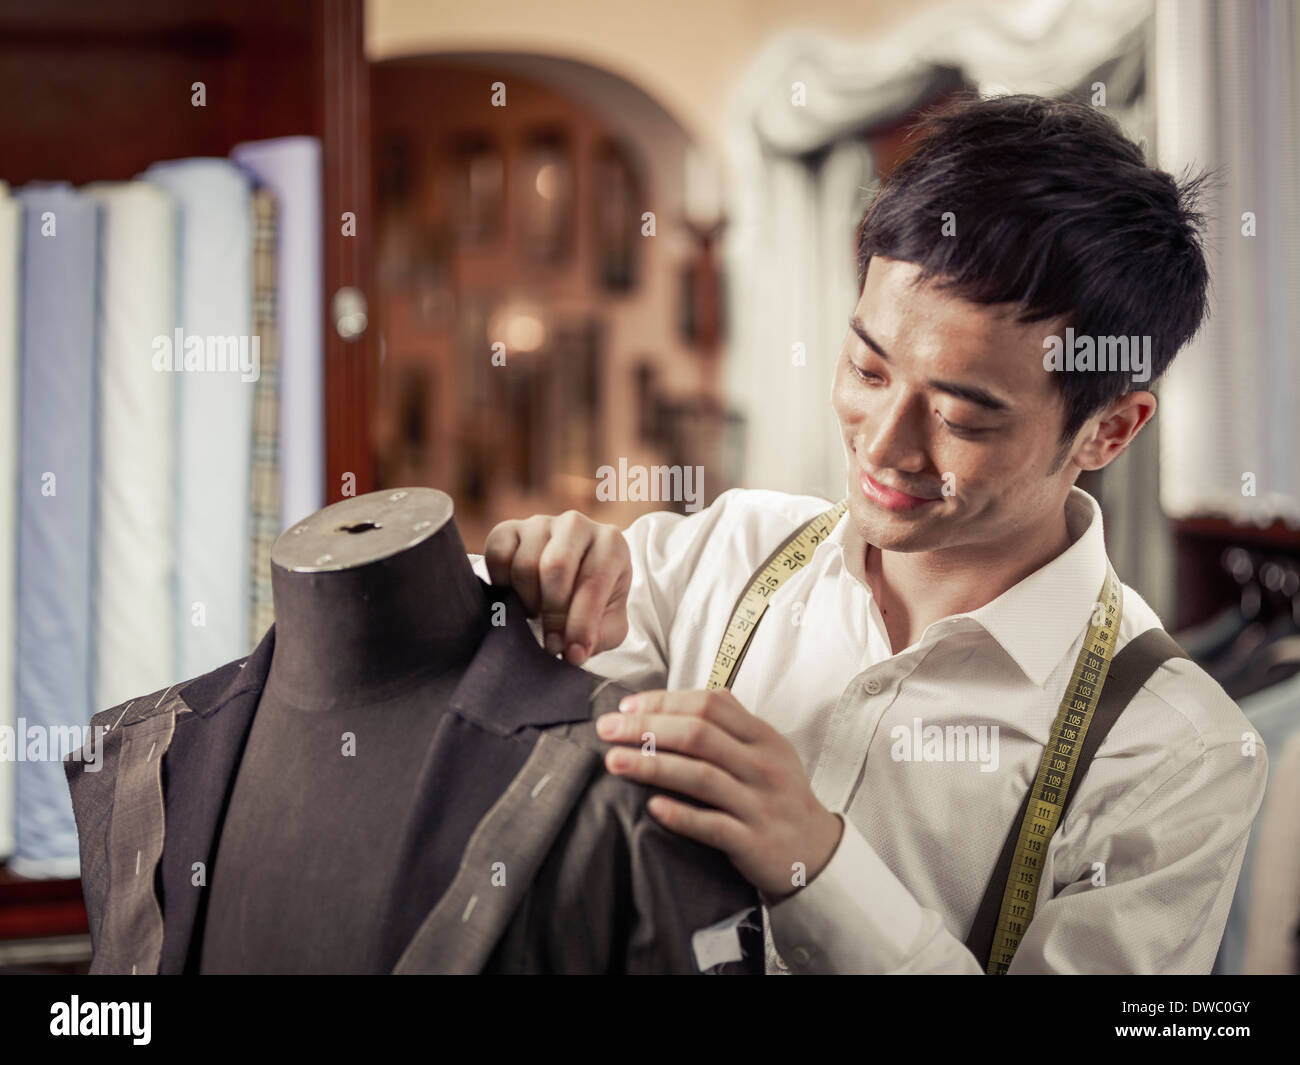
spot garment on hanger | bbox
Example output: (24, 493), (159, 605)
(1212, 668), (1300, 973)
(1173, 556), (1260, 665)
(1215, 602), (1300, 701)
(1175, 603), (1259, 663)
(1242, 730), (1300, 973)
(1187, 558), (1300, 700)
(64, 580), (763, 974)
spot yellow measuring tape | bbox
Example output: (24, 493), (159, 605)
(706, 499), (848, 691)
(985, 560), (1121, 973)
(705, 497), (1124, 974)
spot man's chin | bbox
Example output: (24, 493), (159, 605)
(865, 526), (946, 553)
(852, 498), (952, 552)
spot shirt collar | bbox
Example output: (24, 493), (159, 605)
(824, 486), (1110, 688)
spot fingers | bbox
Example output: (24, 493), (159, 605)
(481, 511), (632, 663)
(535, 512), (596, 657)
(494, 514), (559, 623)
(598, 708), (762, 785)
(643, 796), (745, 855)
(481, 520), (521, 590)
(564, 526), (631, 663)
(617, 688), (767, 744)
(603, 747), (760, 822)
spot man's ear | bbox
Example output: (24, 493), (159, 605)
(1072, 391), (1157, 471)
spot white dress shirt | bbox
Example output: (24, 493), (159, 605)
(472, 486), (1268, 974)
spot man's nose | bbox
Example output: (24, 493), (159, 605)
(860, 389), (928, 473)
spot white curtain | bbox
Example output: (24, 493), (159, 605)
(1155, 0), (1300, 528)
(722, 134), (874, 503)
(721, 0), (1174, 611)
(724, 0), (1154, 501)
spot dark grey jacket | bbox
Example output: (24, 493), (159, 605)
(64, 581), (763, 974)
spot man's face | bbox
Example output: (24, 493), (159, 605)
(831, 256), (1078, 556)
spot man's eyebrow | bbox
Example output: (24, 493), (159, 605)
(848, 317), (1012, 413)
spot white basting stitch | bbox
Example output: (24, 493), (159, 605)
(588, 677), (615, 703)
(153, 683), (176, 709)
(462, 895), (479, 922)
(135, 850), (141, 875)
(109, 701), (135, 732)
(147, 741), (156, 761)
(531, 774), (552, 798)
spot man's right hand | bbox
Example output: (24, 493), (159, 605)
(482, 511), (632, 666)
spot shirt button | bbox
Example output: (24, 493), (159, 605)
(863, 677), (882, 695)
(790, 946), (813, 967)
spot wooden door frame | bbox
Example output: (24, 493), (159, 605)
(316, 0), (376, 503)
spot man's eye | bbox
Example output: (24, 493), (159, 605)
(937, 413), (988, 437)
(850, 362), (881, 384)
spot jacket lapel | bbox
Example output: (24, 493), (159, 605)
(89, 709), (176, 974)
(378, 580), (607, 973)
(391, 729), (602, 973)
(154, 627), (276, 973)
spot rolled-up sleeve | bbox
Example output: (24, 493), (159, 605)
(765, 816), (983, 973)
(766, 729), (1268, 974)
(1012, 731), (1268, 974)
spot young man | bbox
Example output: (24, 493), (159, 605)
(478, 94), (1267, 974)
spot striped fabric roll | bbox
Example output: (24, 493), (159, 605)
(229, 137), (324, 529)
(248, 186), (281, 646)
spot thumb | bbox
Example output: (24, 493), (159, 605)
(540, 609), (569, 657)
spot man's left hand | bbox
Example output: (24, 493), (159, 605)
(596, 688), (845, 901)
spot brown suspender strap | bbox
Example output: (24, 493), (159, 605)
(963, 626), (1191, 971)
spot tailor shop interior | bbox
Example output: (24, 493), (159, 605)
(0, 0), (1298, 976)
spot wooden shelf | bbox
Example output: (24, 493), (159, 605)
(0, 864), (88, 941)
(1172, 514), (1300, 551)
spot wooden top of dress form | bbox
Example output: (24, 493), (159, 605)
(271, 487), (456, 573)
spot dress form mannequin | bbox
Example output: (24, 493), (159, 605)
(199, 488), (490, 973)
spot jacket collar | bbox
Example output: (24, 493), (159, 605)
(447, 580), (599, 734)
(176, 577), (595, 730)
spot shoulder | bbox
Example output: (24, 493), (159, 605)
(1112, 582), (1265, 764)
(698, 486), (837, 529)
(89, 654), (250, 732)
(628, 486), (837, 563)
(89, 684), (180, 732)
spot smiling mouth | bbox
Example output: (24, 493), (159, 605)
(859, 469), (941, 512)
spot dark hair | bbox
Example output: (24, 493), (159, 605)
(856, 92), (1213, 443)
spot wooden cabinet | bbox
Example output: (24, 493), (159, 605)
(0, 0), (373, 966)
